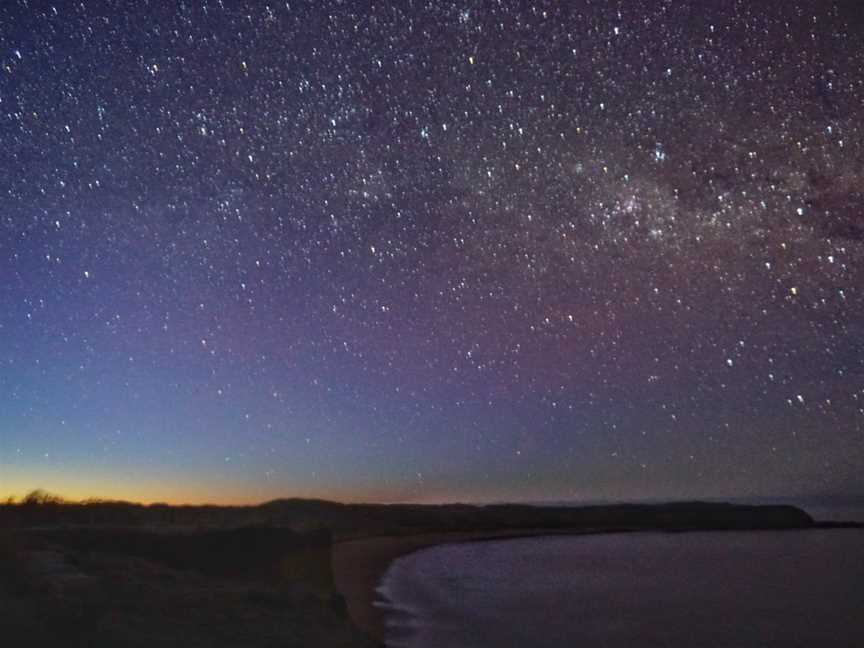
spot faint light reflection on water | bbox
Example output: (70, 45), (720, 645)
(379, 531), (864, 648)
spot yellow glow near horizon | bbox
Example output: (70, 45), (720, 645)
(0, 472), (400, 506)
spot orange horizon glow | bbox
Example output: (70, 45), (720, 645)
(0, 465), (489, 507)
(0, 481), (435, 507)
(0, 484), (518, 507)
(0, 466), (394, 506)
(0, 487), (385, 507)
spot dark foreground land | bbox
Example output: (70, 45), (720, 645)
(0, 495), (852, 647)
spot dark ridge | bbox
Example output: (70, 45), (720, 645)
(1, 494), (818, 535)
(814, 520), (864, 529)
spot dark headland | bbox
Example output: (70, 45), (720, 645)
(1, 494), (856, 647)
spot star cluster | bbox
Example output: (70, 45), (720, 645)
(1, 1), (862, 504)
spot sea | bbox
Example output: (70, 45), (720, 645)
(376, 527), (864, 648)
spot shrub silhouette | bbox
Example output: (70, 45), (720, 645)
(22, 489), (66, 506)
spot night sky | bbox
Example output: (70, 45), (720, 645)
(1, 1), (862, 505)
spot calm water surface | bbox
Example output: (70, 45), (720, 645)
(377, 530), (864, 648)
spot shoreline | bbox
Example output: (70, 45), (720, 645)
(330, 521), (860, 644)
(331, 528), (592, 644)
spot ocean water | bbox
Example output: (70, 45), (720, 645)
(377, 530), (864, 648)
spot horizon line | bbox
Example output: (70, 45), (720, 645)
(4, 489), (863, 509)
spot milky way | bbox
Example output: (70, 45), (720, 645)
(1, 1), (862, 503)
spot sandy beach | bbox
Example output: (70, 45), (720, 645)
(331, 529), (587, 643)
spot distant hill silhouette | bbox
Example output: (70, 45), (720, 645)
(3, 490), (859, 647)
(0, 489), (828, 535)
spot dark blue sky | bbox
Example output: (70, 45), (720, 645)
(1, 0), (862, 504)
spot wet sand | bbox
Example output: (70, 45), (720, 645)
(331, 529), (584, 643)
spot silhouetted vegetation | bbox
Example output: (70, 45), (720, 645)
(0, 528), (26, 590)
(2, 490), (857, 647)
(0, 491), (375, 647)
(0, 489), (828, 536)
